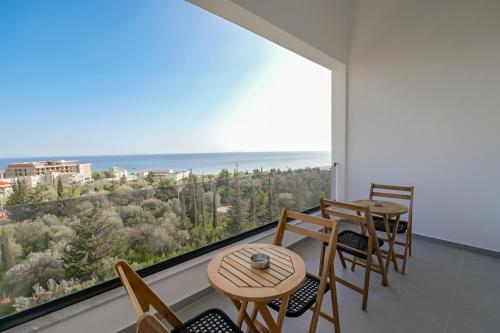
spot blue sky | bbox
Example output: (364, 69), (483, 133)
(0, 0), (331, 157)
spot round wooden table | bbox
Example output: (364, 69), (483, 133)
(207, 243), (306, 333)
(352, 200), (408, 272)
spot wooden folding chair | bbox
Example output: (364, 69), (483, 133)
(369, 183), (414, 274)
(115, 260), (243, 333)
(265, 209), (341, 333)
(320, 198), (388, 311)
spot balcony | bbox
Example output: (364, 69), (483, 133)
(4, 210), (498, 333)
(2, 167), (499, 333)
(2, 0), (500, 331)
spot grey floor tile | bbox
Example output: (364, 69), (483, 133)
(173, 237), (499, 333)
(445, 301), (499, 333)
(452, 251), (500, 319)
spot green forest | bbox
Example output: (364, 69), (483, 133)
(0, 167), (331, 317)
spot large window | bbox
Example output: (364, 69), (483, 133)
(0, 0), (331, 327)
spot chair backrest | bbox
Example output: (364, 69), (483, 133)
(273, 209), (341, 333)
(273, 208), (339, 273)
(320, 198), (375, 234)
(273, 209), (338, 245)
(115, 260), (182, 330)
(136, 313), (170, 333)
(369, 183), (414, 223)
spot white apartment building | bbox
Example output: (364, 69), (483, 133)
(137, 169), (189, 181)
(107, 166), (129, 180)
(3, 160), (92, 186)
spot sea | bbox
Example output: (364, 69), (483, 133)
(0, 151), (330, 175)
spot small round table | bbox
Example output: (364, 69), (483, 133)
(207, 243), (306, 333)
(352, 200), (408, 272)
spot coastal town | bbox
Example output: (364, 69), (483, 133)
(0, 159), (189, 209)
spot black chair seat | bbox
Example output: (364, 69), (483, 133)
(373, 216), (408, 234)
(268, 275), (330, 317)
(172, 308), (243, 333)
(337, 230), (384, 259)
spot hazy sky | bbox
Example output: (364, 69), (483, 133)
(0, 0), (331, 158)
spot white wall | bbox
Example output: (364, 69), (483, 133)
(347, 0), (500, 251)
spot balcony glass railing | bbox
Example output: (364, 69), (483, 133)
(0, 165), (334, 328)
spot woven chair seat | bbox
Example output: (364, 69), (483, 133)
(172, 308), (243, 333)
(268, 275), (330, 317)
(373, 216), (408, 234)
(337, 230), (384, 259)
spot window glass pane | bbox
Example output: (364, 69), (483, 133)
(0, 0), (332, 322)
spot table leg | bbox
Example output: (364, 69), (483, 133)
(245, 305), (259, 333)
(383, 214), (399, 272)
(257, 302), (281, 333)
(236, 301), (249, 327)
(276, 294), (290, 332)
(391, 216), (401, 271)
(231, 299), (259, 333)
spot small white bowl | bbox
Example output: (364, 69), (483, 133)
(372, 200), (384, 207)
(250, 253), (270, 269)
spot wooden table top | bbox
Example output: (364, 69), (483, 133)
(207, 243), (306, 302)
(352, 199), (408, 215)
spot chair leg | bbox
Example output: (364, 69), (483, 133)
(350, 256), (357, 271)
(362, 251), (373, 311)
(374, 237), (388, 286)
(338, 250), (347, 269)
(329, 265), (341, 333)
(319, 243), (326, 275)
(409, 229), (413, 257)
(402, 231), (411, 274)
(309, 272), (330, 333)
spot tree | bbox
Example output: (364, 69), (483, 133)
(3, 247), (64, 297)
(14, 221), (51, 255)
(0, 227), (21, 271)
(63, 209), (124, 281)
(146, 172), (155, 184)
(6, 179), (31, 206)
(266, 174), (275, 222)
(57, 178), (64, 200)
(14, 278), (97, 311)
(226, 176), (246, 234)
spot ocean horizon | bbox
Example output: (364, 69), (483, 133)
(0, 151), (331, 175)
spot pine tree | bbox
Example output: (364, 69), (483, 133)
(63, 210), (123, 281)
(192, 183), (198, 225)
(227, 176), (245, 234)
(6, 179), (31, 206)
(0, 227), (14, 271)
(57, 177), (64, 199)
(212, 181), (217, 228)
(267, 174), (274, 223)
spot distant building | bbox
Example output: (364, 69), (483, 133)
(55, 172), (88, 185)
(0, 181), (12, 196)
(3, 160), (92, 185)
(138, 169), (189, 182)
(107, 166), (128, 180)
(18, 175), (45, 187)
(135, 171), (150, 181)
(0, 181), (12, 210)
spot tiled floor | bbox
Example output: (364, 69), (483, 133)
(175, 236), (500, 333)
